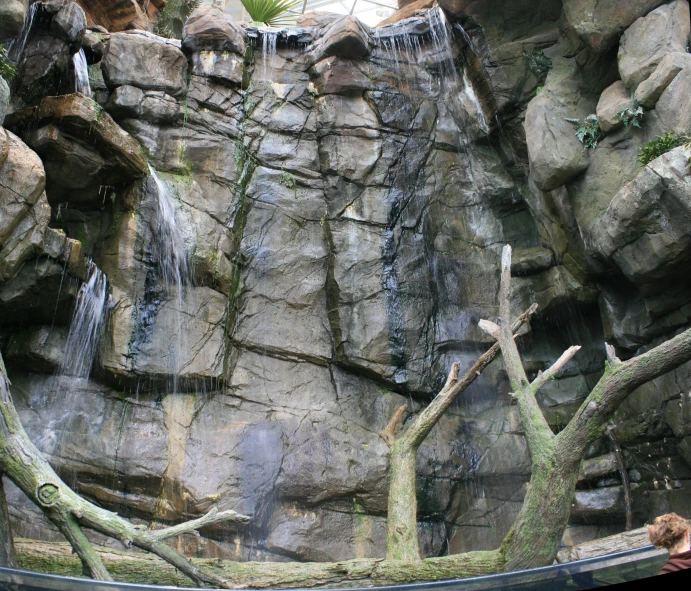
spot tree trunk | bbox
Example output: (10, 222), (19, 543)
(0, 477), (16, 568)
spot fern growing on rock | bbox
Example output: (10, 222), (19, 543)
(0, 45), (17, 81)
(567, 114), (605, 150)
(614, 97), (644, 130)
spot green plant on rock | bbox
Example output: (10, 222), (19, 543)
(0, 44), (17, 81)
(568, 114), (605, 150)
(639, 131), (690, 166)
(614, 96), (644, 130)
(240, 0), (300, 27)
(155, 0), (200, 39)
(524, 49), (552, 76)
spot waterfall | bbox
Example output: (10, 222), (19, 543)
(148, 165), (189, 295)
(60, 260), (109, 379)
(427, 5), (457, 80)
(260, 28), (279, 81)
(7, 2), (39, 63)
(461, 69), (488, 133)
(72, 48), (92, 98)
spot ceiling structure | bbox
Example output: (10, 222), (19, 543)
(203, 0), (399, 27)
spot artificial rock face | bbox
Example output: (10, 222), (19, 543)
(3, 0), (691, 566)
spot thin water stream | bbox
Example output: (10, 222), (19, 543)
(72, 48), (92, 98)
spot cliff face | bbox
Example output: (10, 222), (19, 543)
(1, 0), (691, 564)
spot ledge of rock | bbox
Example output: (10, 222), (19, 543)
(5, 94), (148, 205)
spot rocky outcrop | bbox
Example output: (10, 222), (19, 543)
(5, 94), (149, 205)
(618, 0), (691, 89)
(102, 32), (188, 95)
(4, 0), (691, 568)
(634, 51), (691, 108)
(76, 0), (159, 32)
(563, 0), (666, 52)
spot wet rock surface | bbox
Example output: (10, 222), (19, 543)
(3, 0), (691, 566)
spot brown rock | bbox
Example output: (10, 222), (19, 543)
(5, 94), (148, 205)
(182, 4), (246, 55)
(76, 0), (155, 32)
(596, 80), (631, 133)
(380, 0), (435, 26)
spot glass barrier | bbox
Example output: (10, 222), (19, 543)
(0, 545), (669, 591)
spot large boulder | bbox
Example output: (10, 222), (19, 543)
(524, 63), (593, 191)
(634, 51), (691, 108)
(74, 0), (156, 32)
(596, 80), (630, 133)
(51, 1), (87, 44)
(310, 16), (372, 62)
(182, 4), (246, 55)
(0, 0), (25, 43)
(563, 0), (666, 52)
(591, 145), (691, 296)
(102, 32), (188, 96)
(655, 66), (691, 133)
(13, 33), (71, 106)
(618, 0), (691, 89)
(0, 129), (47, 247)
(5, 94), (148, 205)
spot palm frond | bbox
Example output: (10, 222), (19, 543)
(240, 0), (300, 26)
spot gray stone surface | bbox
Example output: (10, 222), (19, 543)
(618, 0), (691, 89)
(5, 0), (691, 565)
(51, 1), (87, 44)
(596, 81), (631, 133)
(0, 0), (25, 43)
(102, 33), (188, 96)
(524, 62), (593, 191)
(656, 66), (691, 133)
(563, 0), (667, 52)
(634, 51), (691, 108)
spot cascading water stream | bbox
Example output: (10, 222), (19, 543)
(7, 2), (38, 63)
(72, 48), (92, 98)
(148, 165), (190, 296)
(60, 260), (109, 379)
(260, 28), (279, 81)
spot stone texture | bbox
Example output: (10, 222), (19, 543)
(51, 1), (87, 44)
(6, 0), (691, 565)
(5, 94), (149, 205)
(75, 0), (157, 32)
(102, 33), (188, 96)
(618, 0), (691, 89)
(0, 0), (25, 43)
(13, 33), (71, 106)
(525, 64), (593, 191)
(563, 0), (667, 52)
(592, 146), (691, 296)
(310, 16), (372, 62)
(656, 66), (691, 133)
(182, 4), (246, 56)
(596, 80), (631, 133)
(634, 51), (691, 108)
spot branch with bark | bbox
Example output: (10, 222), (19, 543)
(3, 244), (691, 587)
(0, 363), (250, 587)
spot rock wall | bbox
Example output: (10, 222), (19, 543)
(1, 0), (691, 565)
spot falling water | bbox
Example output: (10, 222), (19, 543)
(60, 260), (109, 379)
(72, 48), (92, 98)
(427, 5), (457, 80)
(148, 165), (189, 295)
(7, 2), (39, 63)
(261, 28), (279, 81)
(461, 68), (488, 133)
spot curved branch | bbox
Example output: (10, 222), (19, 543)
(52, 513), (112, 581)
(149, 507), (251, 541)
(530, 346), (581, 393)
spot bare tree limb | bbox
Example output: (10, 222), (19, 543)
(531, 346), (581, 393)
(558, 326), (691, 465)
(0, 359), (247, 589)
(53, 513), (112, 580)
(607, 428), (632, 531)
(481, 245), (553, 454)
(149, 507), (251, 541)
(605, 342), (621, 364)
(478, 320), (500, 340)
(380, 405), (409, 448)
(0, 477), (16, 568)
